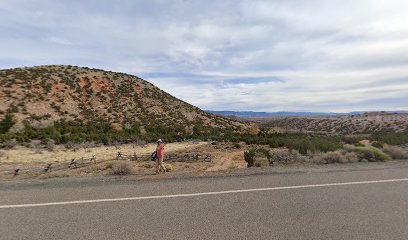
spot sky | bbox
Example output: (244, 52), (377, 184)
(0, 0), (407, 112)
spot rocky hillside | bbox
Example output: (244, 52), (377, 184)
(0, 65), (247, 142)
(254, 112), (408, 134)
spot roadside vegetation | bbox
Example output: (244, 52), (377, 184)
(1, 118), (407, 157)
(244, 141), (408, 168)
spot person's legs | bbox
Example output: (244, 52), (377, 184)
(158, 157), (166, 173)
(155, 158), (160, 174)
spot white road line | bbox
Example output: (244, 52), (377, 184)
(1, 178), (408, 209)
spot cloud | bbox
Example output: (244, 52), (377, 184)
(0, 0), (407, 112)
(46, 36), (73, 45)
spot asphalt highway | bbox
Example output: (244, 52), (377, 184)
(1, 163), (408, 239)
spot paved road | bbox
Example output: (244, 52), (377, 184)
(1, 163), (408, 239)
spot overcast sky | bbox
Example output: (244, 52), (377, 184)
(1, 0), (407, 112)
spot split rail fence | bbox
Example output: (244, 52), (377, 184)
(116, 152), (212, 162)
(2, 151), (212, 177)
(1, 155), (97, 177)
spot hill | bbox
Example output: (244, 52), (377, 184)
(0, 65), (247, 144)
(250, 112), (408, 134)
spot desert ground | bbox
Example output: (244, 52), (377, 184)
(0, 141), (248, 179)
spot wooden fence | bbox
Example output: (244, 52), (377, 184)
(2, 155), (97, 177)
(116, 152), (212, 162)
(3, 151), (213, 177)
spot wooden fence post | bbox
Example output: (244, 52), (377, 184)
(44, 163), (52, 172)
(69, 159), (77, 169)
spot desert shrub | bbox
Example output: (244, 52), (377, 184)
(343, 152), (359, 163)
(321, 152), (345, 164)
(254, 156), (269, 167)
(268, 149), (306, 164)
(369, 147), (392, 161)
(2, 139), (18, 149)
(313, 149), (359, 164)
(0, 114), (15, 134)
(244, 149), (256, 167)
(371, 141), (383, 148)
(109, 161), (131, 175)
(232, 143), (241, 149)
(46, 139), (55, 151)
(165, 163), (174, 172)
(239, 132), (343, 154)
(371, 131), (408, 145)
(354, 142), (365, 147)
(342, 144), (354, 153)
(342, 135), (365, 145)
(354, 147), (376, 162)
(382, 145), (408, 160)
(251, 150), (270, 167)
(353, 147), (391, 162)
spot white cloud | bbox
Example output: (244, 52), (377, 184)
(46, 36), (73, 45)
(0, 0), (407, 112)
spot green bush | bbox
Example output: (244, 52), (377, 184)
(254, 156), (269, 167)
(232, 143), (241, 149)
(0, 114), (15, 134)
(244, 149), (256, 167)
(371, 131), (408, 145)
(354, 142), (365, 147)
(342, 135), (365, 145)
(371, 141), (383, 148)
(353, 146), (391, 162)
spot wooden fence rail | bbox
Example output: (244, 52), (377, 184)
(116, 152), (212, 162)
(4, 151), (212, 177)
(5, 155), (97, 177)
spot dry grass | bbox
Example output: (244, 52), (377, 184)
(164, 163), (174, 172)
(313, 151), (358, 164)
(0, 142), (210, 178)
(108, 161), (131, 175)
(253, 156), (269, 167)
(227, 163), (239, 169)
(0, 142), (208, 164)
(382, 145), (408, 159)
(269, 149), (307, 164)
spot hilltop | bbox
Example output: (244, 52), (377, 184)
(0, 65), (248, 143)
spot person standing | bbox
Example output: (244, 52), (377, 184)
(155, 139), (166, 174)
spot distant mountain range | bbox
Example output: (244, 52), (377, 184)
(205, 110), (408, 117)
